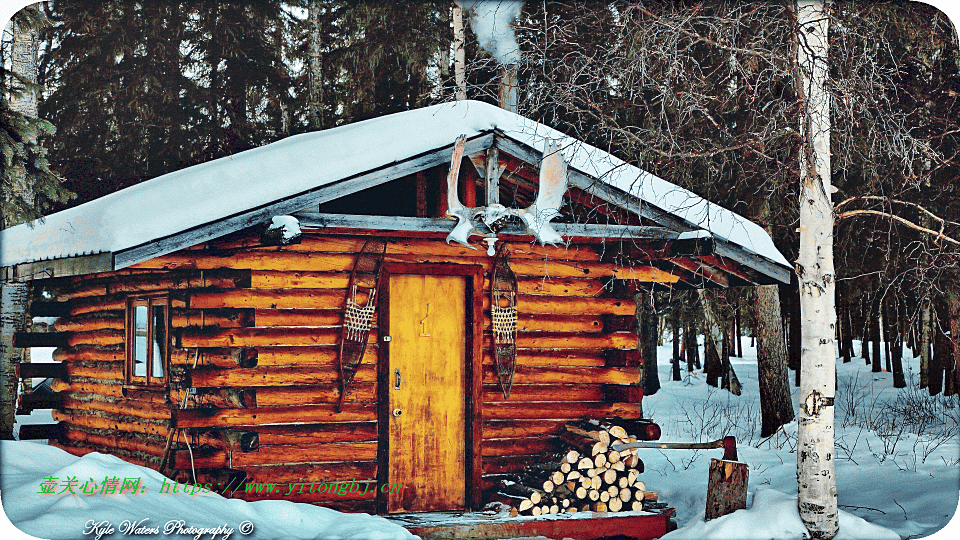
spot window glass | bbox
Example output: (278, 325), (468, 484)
(151, 303), (166, 379)
(133, 304), (148, 377)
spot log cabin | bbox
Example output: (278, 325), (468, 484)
(1, 100), (790, 526)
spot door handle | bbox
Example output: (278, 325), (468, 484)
(393, 408), (403, 417)
(394, 369), (401, 390)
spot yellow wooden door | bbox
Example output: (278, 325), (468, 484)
(387, 274), (466, 513)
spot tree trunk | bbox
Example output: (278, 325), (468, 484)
(946, 284), (960, 397)
(1, 282), (30, 439)
(920, 297), (932, 389)
(452, 2), (467, 100)
(672, 315), (682, 381)
(753, 286), (795, 437)
(882, 300), (892, 373)
(1, 6), (41, 439)
(796, 2), (838, 537)
(891, 297), (906, 388)
(699, 290), (738, 395)
(871, 295), (882, 373)
(735, 301), (743, 358)
(306, 1), (322, 130)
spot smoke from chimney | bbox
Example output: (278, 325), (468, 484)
(460, 0), (523, 67)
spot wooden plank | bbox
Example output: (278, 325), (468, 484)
(113, 133), (495, 270)
(190, 289), (344, 310)
(293, 213), (678, 241)
(6, 252), (114, 281)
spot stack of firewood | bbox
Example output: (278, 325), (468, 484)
(500, 420), (664, 516)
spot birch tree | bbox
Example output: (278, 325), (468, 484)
(795, 1), (838, 538)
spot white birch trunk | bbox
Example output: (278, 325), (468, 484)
(453, 2), (467, 100)
(796, 1), (838, 538)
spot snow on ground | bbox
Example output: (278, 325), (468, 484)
(0, 441), (415, 540)
(1, 338), (958, 540)
(646, 339), (960, 540)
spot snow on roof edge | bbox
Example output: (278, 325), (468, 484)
(0, 100), (790, 271)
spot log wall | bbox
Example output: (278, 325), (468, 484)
(39, 230), (648, 512)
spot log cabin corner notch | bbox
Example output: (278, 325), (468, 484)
(0, 100), (791, 516)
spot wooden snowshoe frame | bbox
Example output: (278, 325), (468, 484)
(491, 244), (518, 398)
(336, 238), (387, 412)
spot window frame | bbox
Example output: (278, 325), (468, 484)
(125, 294), (170, 387)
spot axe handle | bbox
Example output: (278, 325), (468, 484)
(612, 435), (738, 461)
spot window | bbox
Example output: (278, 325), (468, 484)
(126, 296), (168, 386)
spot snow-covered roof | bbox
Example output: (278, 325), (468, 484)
(0, 100), (790, 277)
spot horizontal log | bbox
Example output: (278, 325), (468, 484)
(253, 384), (377, 407)
(66, 362), (124, 382)
(18, 423), (63, 440)
(187, 441), (380, 468)
(17, 361), (67, 379)
(59, 347), (257, 369)
(178, 327), (376, 348)
(174, 403), (376, 428)
(482, 420), (567, 439)
(63, 426), (168, 458)
(486, 350), (606, 368)
(484, 402), (643, 421)
(487, 332), (637, 350)
(604, 349), (643, 368)
(67, 329), (124, 347)
(248, 422), (378, 446)
(190, 289), (346, 310)
(254, 309), (346, 327)
(53, 345), (123, 363)
(242, 461), (377, 485)
(17, 391), (63, 413)
(187, 365), (377, 388)
(13, 332), (70, 348)
(514, 277), (607, 297)
(482, 455), (546, 475)
(482, 437), (561, 457)
(70, 295), (187, 317)
(482, 384), (604, 403)
(52, 409), (171, 437)
(30, 302), (72, 318)
(602, 315), (638, 332)
(255, 345), (378, 367)
(133, 251), (358, 272)
(483, 295), (637, 316)
(50, 270), (250, 301)
(482, 366), (640, 385)
(234, 482), (377, 504)
(603, 384), (644, 404)
(250, 271), (352, 289)
(483, 314), (602, 334)
(60, 396), (172, 421)
(195, 388), (258, 409)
